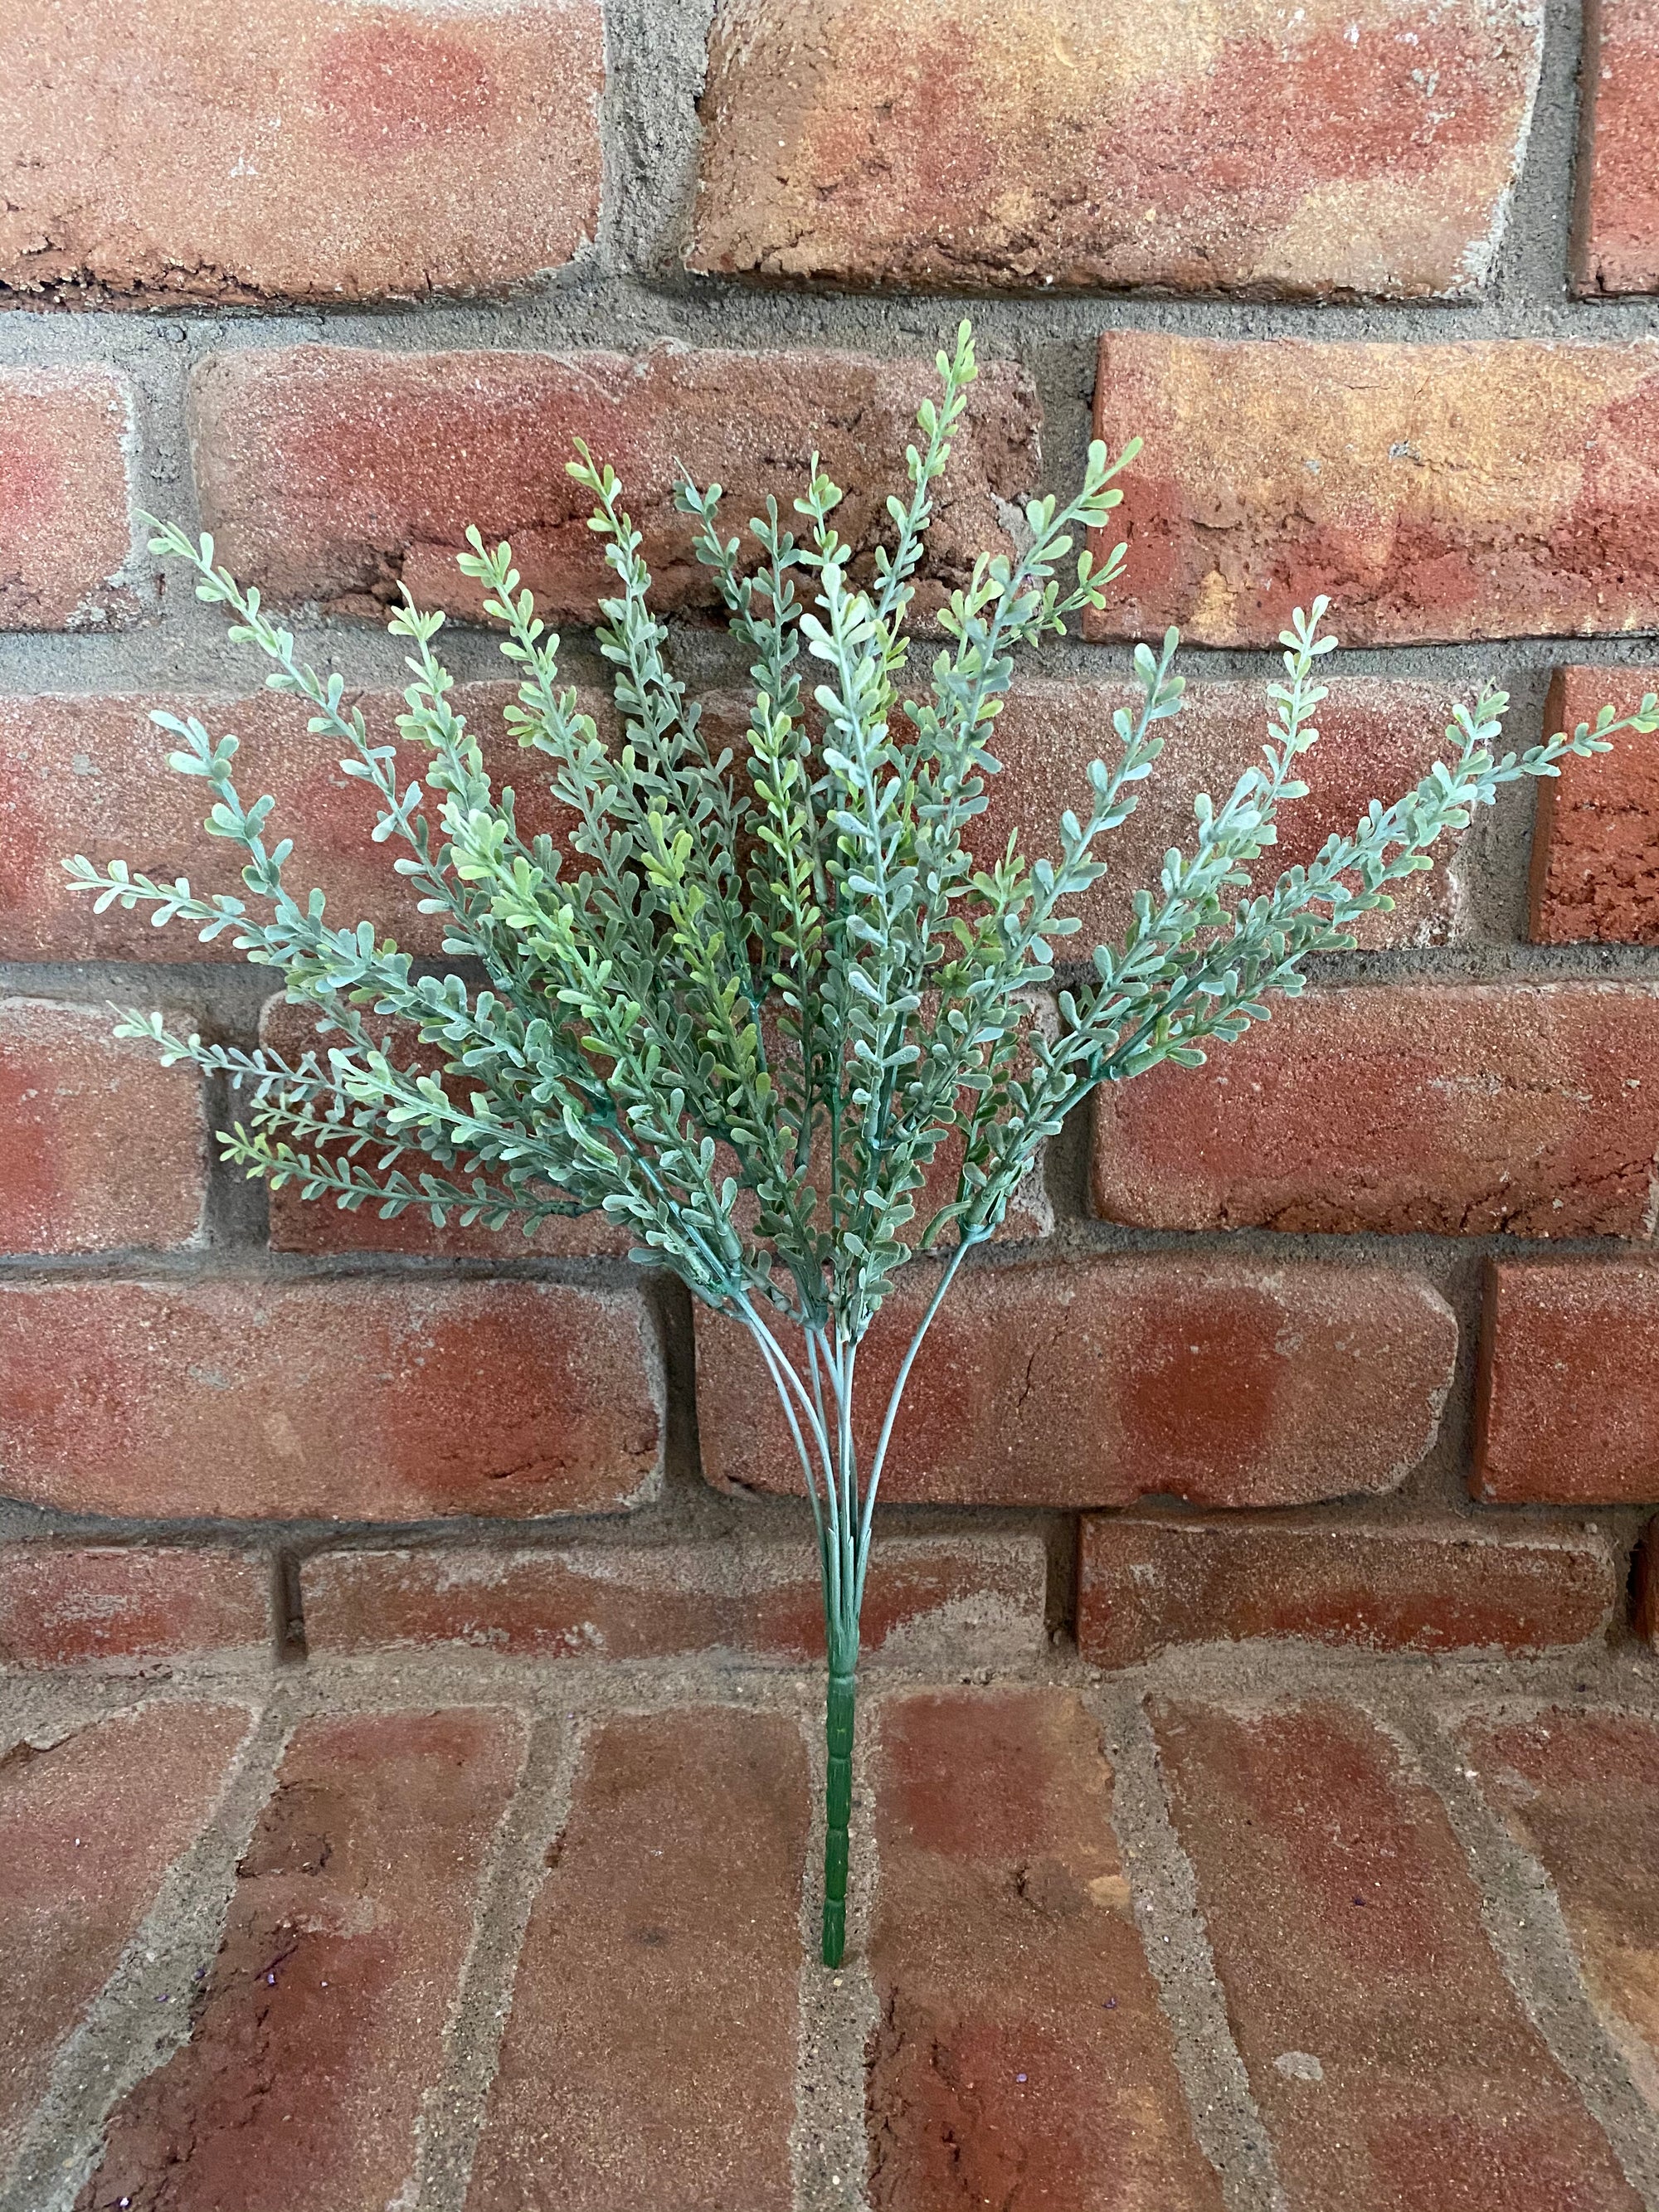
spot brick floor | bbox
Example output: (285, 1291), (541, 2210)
(5, 1646), (1659, 2212)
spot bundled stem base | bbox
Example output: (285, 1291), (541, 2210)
(822, 1665), (856, 1967)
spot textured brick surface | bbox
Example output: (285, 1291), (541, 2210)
(1530, 667), (1659, 943)
(975, 677), (1468, 954)
(0, 1279), (662, 1520)
(466, 1707), (805, 2212)
(0, 1702), (249, 2167)
(0, 1545), (268, 1667)
(81, 1709), (524, 2212)
(1154, 1697), (1642, 2212)
(691, 0), (1540, 300)
(1475, 1262), (1659, 1502)
(1090, 333), (1659, 647)
(1078, 1515), (1617, 1668)
(189, 345), (1039, 623)
(0, 683), (576, 963)
(866, 1689), (1224, 2211)
(1461, 1709), (1659, 2103)
(258, 996), (632, 1260)
(302, 1533), (1047, 1665)
(698, 1256), (1457, 1508)
(0, 0), (602, 307)
(0, 999), (205, 1252)
(1574, 0), (1659, 295)
(0, 369), (134, 630)
(1092, 982), (1659, 1238)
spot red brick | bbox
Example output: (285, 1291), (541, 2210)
(1474, 1262), (1659, 1503)
(1461, 1709), (1659, 2101)
(1090, 333), (1659, 647)
(1078, 1515), (1617, 1669)
(1530, 667), (1659, 943)
(0, 681), (583, 963)
(81, 1709), (524, 2212)
(256, 995), (633, 1261)
(1573, 0), (1659, 295)
(465, 1707), (805, 2212)
(690, 0), (1540, 301)
(1092, 982), (1659, 1239)
(0, 999), (205, 1252)
(0, 1702), (249, 2167)
(866, 1689), (1224, 2211)
(1152, 1697), (1642, 2212)
(0, 1278), (661, 1520)
(1, 0), (601, 307)
(978, 677), (1468, 955)
(0, 1545), (268, 1667)
(187, 344), (1039, 622)
(301, 1531), (1047, 1664)
(698, 1253), (1456, 1508)
(0, 368), (134, 629)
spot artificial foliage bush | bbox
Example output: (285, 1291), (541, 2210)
(68, 324), (1654, 1968)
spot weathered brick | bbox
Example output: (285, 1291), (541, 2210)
(690, 0), (1540, 301)
(1092, 982), (1659, 1239)
(0, 1702), (249, 2168)
(257, 995), (632, 1260)
(977, 677), (1468, 954)
(1461, 1709), (1659, 2101)
(82, 1709), (524, 2212)
(0, 368), (134, 630)
(1573, 0), (1659, 295)
(188, 344), (1039, 622)
(1, 0), (601, 308)
(0, 1278), (661, 1520)
(698, 1254), (1456, 1508)
(866, 1689), (1224, 2210)
(1078, 1514), (1617, 1669)
(301, 1531), (1047, 1665)
(0, 1545), (269, 1668)
(1475, 1262), (1659, 1503)
(0, 998), (205, 1252)
(1153, 1697), (1642, 2212)
(0, 682), (573, 963)
(465, 1708), (805, 2212)
(1089, 333), (1659, 647)
(1530, 667), (1659, 943)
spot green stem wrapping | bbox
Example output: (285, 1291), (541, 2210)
(821, 1661), (857, 1967)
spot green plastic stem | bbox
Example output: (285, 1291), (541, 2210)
(821, 1662), (857, 1967)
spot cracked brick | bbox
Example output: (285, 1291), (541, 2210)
(79, 1709), (524, 2212)
(864, 1689), (1223, 2210)
(0, 1703), (250, 2170)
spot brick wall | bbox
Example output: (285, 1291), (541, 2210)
(3, 0), (1659, 1674)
